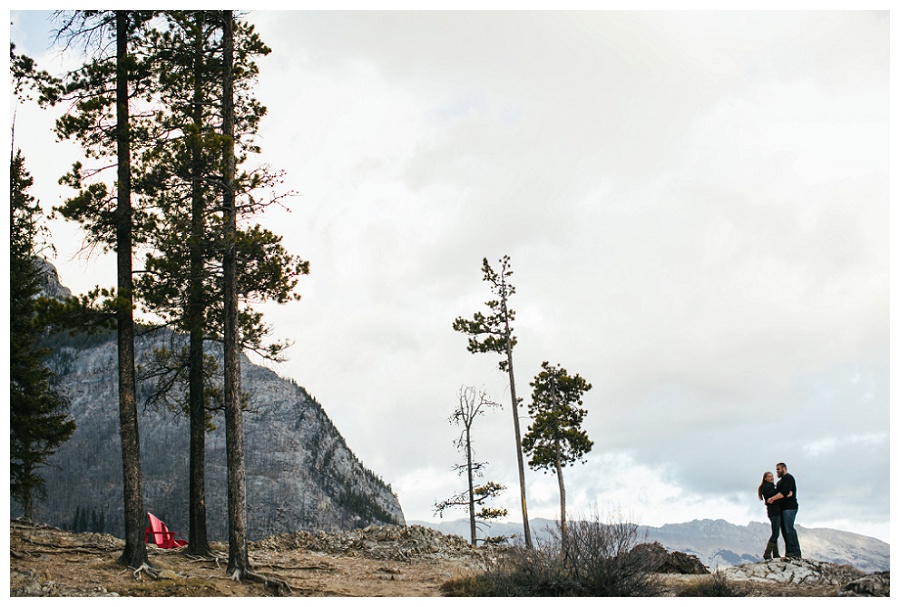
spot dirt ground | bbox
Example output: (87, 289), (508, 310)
(9, 520), (482, 597)
(6, 520), (864, 597)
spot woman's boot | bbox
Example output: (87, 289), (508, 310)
(763, 541), (775, 560)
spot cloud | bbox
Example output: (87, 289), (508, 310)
(198, 11), (895, 542)
(10, 10), (890, 543)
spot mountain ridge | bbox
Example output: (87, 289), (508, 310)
(411, 517), (889, 573)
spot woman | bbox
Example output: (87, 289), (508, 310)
(758, 471), (781, 559)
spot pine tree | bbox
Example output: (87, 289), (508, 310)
(46, 9), (157, 569)
(221, 9), (250, 580)
(133, 11), (308, 556)
(9, 148), (76, 520)
(522, 361), (593, 550)
(453, 256), (533, 548)
(139, 10), (248, 556)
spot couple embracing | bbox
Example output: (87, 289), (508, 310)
(757, 462), (802, 560)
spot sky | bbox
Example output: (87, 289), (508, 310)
(6, 7), (893, 544)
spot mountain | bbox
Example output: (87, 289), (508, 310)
(412, 518), (889, 573)
(14, 262), (405, 540)
(642, 518), (889, 573)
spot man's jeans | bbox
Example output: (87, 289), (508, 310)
(780, 508), (801, 557)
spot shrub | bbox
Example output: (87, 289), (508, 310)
(442, 509), (663, 597)
(677, 570), (748, 597)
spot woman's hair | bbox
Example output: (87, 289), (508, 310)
(757, 471), (773, 501)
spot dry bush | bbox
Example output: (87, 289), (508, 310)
(676, 570), (748, 597)
(443, 508), (663, 597)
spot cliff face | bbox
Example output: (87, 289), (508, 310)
(31, 330), (405, 540)
(20, 263), (404, 539)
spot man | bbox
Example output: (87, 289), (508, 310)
(767, 462), (801, 559)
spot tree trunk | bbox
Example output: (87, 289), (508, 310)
(187, 328), (208, 556)
(555, 448), (567, 552)
(465, 423), (477, 546)
(22, 463), (34, 520)
(186, 11), (210, 557)
(222, 10), (250, 580)
(503, 299), (532, 549)
(114, 9), (149, 570)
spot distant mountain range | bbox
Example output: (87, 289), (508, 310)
(412, 517), (890, 573)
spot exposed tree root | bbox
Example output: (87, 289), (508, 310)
(130, 562), (161, 581)
(226, 567), (292, 596)
(255, 562), (336, 573)
(184, 551), (228, 568)
(17, 538), (118, 555)
(245, 571), (292, 596)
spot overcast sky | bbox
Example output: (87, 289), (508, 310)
(7, 8), (891, 543)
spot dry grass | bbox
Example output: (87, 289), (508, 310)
(9, 520), (862, 597)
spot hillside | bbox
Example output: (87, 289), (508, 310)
(14, 262), (404, 538)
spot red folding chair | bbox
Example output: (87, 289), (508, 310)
(144, 512), (188, 549)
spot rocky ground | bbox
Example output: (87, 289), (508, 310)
(8, 519), (888, 597)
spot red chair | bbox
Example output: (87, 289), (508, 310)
(144, 512), (188, 549)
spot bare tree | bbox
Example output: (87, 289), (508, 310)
(434, 386), (508, 546)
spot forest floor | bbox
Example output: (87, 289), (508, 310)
(8, 519), (882, 598)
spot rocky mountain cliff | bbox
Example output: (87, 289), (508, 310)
(15, 262), (405, 540)
(415, 517), (889, 573)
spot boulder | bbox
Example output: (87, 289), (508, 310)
(839, 572), (890, 597)
(725, 557), (866, 586)
(632, 542), (709, 574)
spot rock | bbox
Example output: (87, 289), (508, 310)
(250, 524), (490, 564)
(839, 572), (890, 597)
(34, 257), (73, 301)
(632, 542), (709, 574)
(725, 558), (866, 586)
(25, 579), (44, 596)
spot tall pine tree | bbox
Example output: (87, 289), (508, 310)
(221, 9), (250, 579)
(46, 9), (157, 569)
(453, 256), (533, 548)
(9, 147), (76, 520)
(135, 9), (228, 557)
(134, 10), (308, 560)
